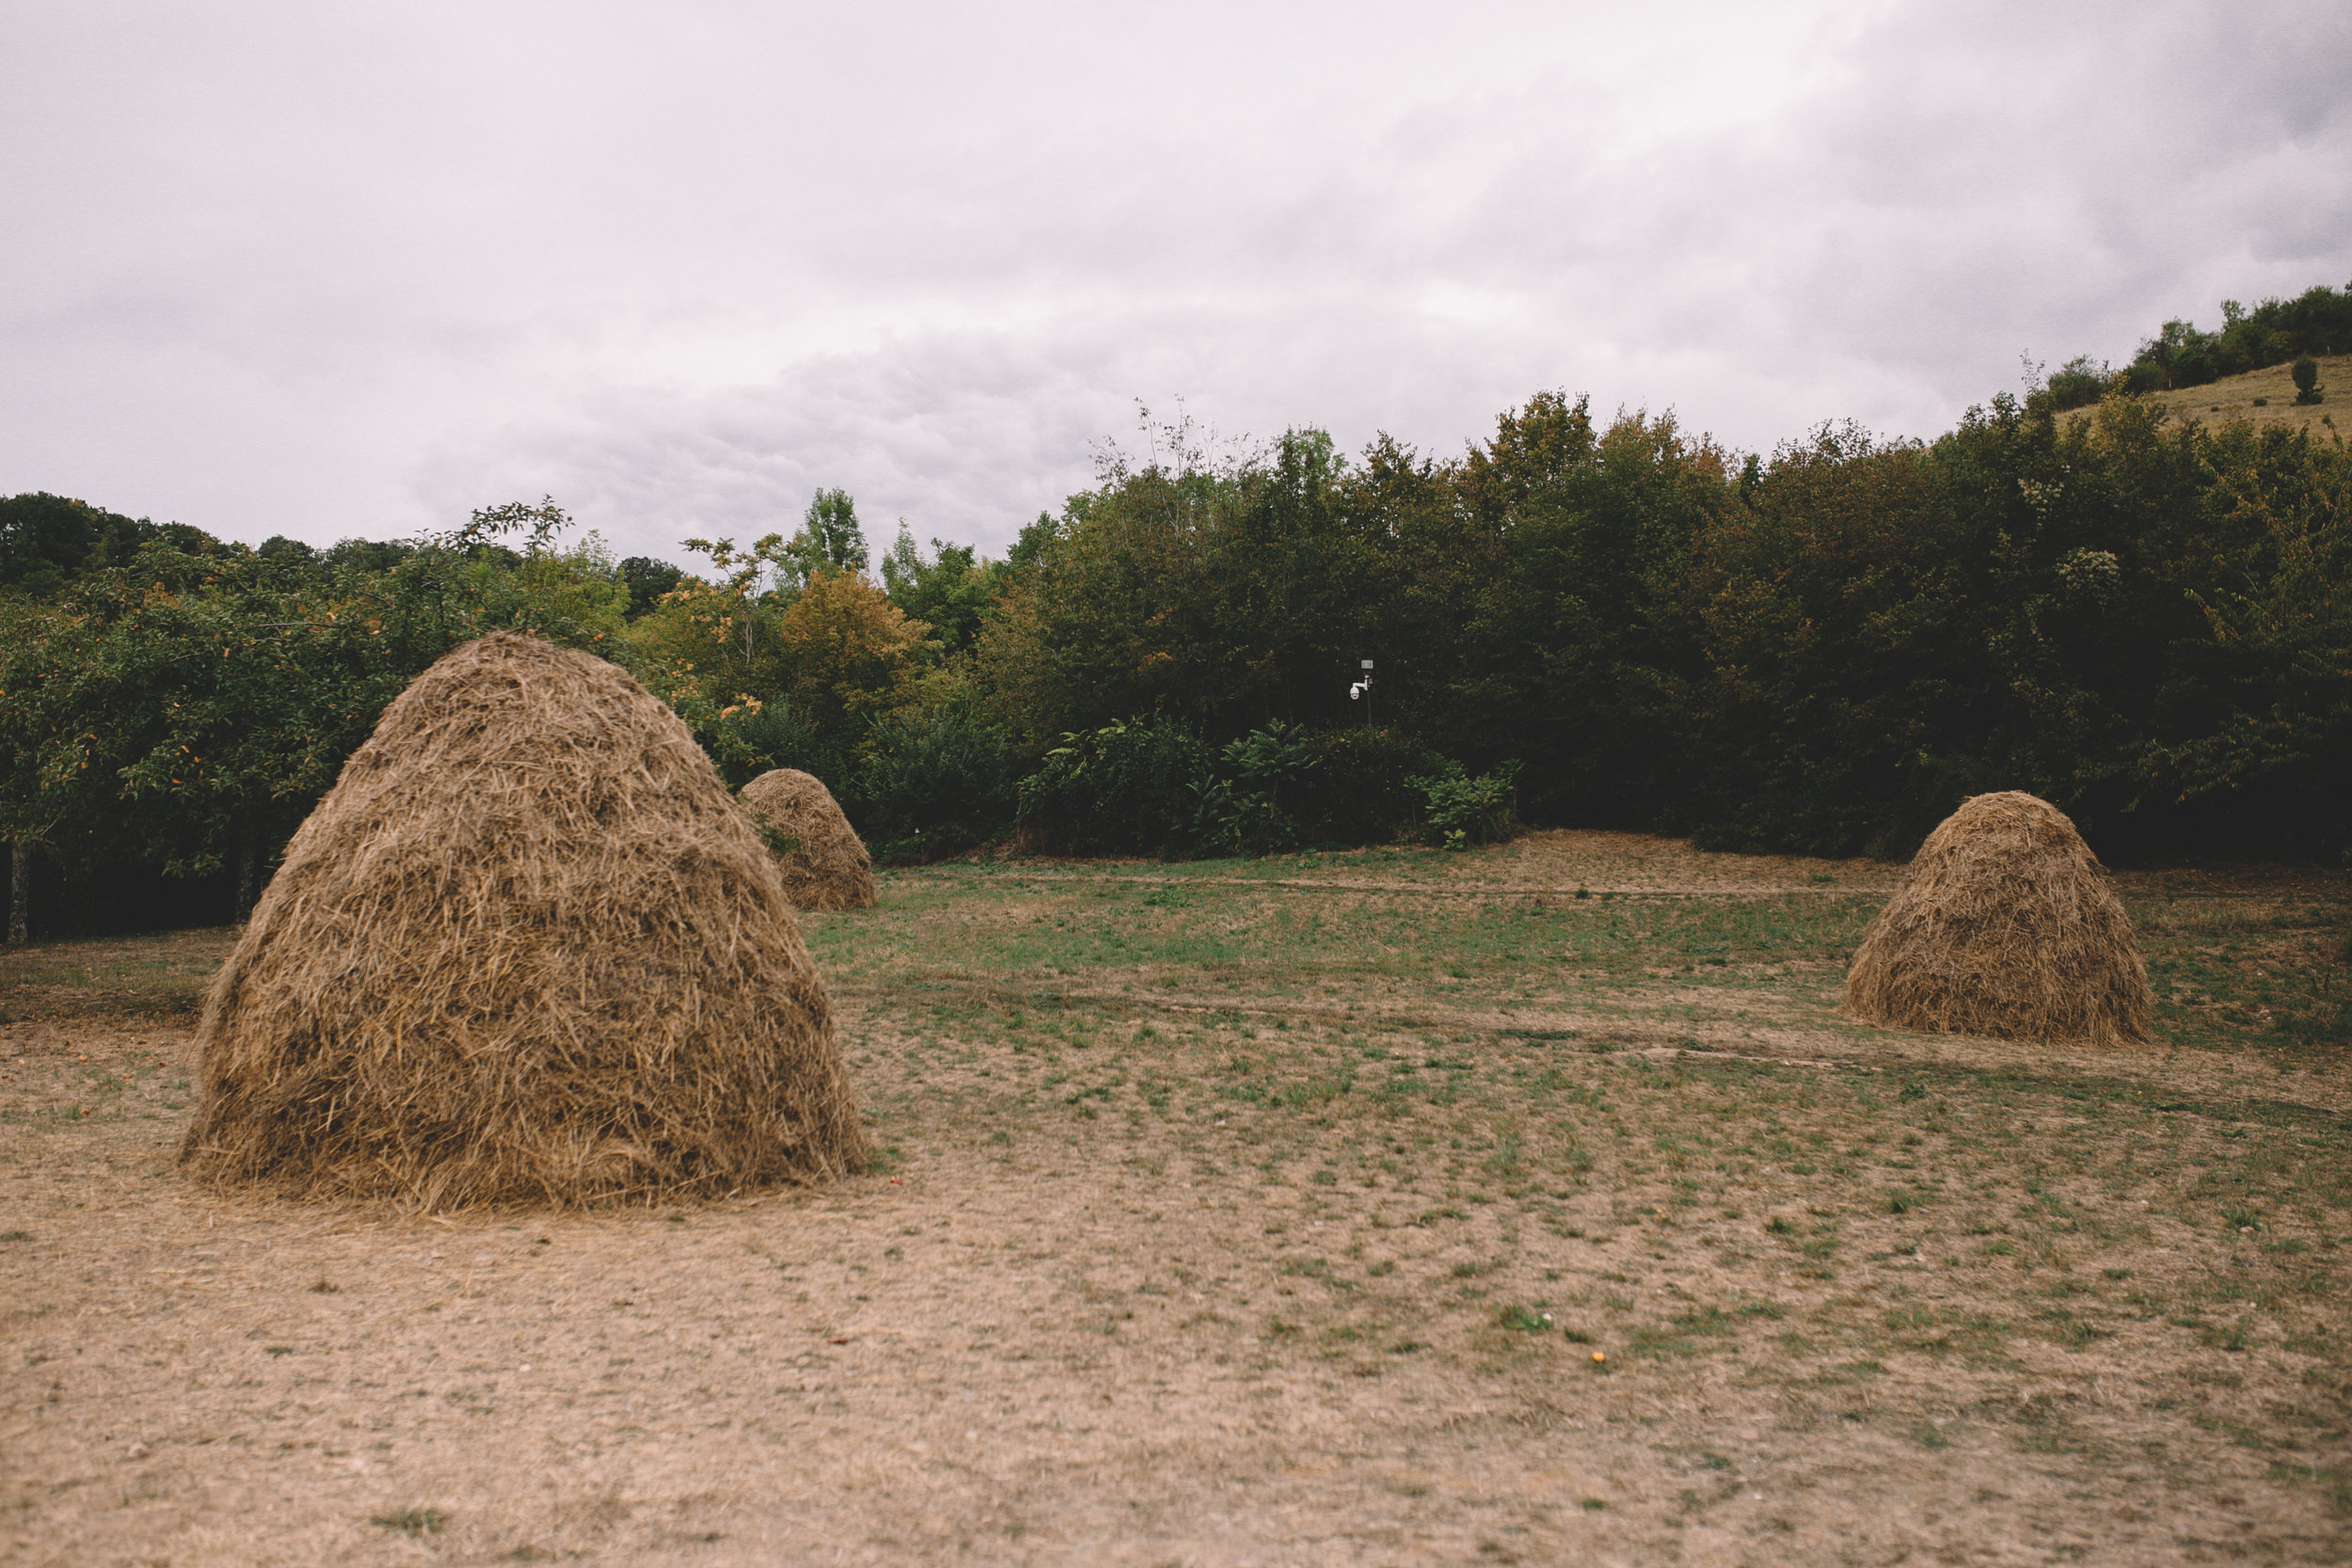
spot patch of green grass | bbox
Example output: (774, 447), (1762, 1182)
(1910, 1419), (1957, 1449)
(370, 1507), (449, 1537)
(1628, 1307), (1751, 1359)
(1279, 1258), (1348, 1291)
(1881, 1306), (2011, 1360)
(0, 930), (230, 1018)
(2265, 1460), (2352, 1517)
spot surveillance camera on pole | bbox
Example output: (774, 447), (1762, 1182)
(1350, 659), (1374, 725)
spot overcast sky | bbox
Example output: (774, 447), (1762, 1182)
(4, 1), (2347, 565)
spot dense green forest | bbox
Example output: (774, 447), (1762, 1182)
(5, 291), (2350, 938)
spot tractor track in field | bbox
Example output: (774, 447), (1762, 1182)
(828, 975), (2352, 1120)
(898, 866), (1887, 900)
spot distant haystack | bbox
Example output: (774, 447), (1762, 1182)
(739, 768), (876, 911)
(178, 631), (867, 1208)
(1842, 791), (2155, 1047)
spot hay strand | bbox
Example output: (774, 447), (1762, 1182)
(739, 768), (876, 911)
(178, 631), (867, 1207)
(1841, 791), (2155, 1047)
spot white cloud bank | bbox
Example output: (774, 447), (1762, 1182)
(2, 0), (2346, 562)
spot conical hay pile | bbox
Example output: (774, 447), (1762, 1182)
(179, 631), (867, 1207)
(739, 768), (876, 911)
(1841, 791), (2155, 1047)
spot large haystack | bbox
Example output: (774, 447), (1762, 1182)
(739, 768), (876, 911)
(179, 631), (867, 1207)
(1841, 791), (2155, 1047)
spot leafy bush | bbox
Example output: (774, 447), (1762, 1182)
(2042, 356), (2108, 413)
(1200, 719), (1319, 854)
(1408, 758), (1523, 848)
(1016, 717), (1476, 858)
(1292, 727), (1443, 847)
(2293, 355), (2325, 405)
(707, 699), (851, 793)
(855, 703), (1018, 863)
(618, 556), (682, 619)
(1013, 717), (1217, 856)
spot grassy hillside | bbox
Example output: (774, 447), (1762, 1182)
(2133, 351), (2350, 436)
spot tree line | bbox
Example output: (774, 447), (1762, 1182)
(5, 341), (2348, 938)
(2038, 278), (2351, 411)
(976, 391), (2345, 866)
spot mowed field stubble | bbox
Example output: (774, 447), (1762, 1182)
(3, 831), (2349, 1566)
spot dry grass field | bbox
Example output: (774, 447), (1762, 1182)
(3, 831), (2347, 1566)
(2126, 352), (2351, 437)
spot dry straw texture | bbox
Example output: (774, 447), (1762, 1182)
(1842, 790), (2156, 1047)
(179, 631), (868, 1208)
(739, 768), (877, 911)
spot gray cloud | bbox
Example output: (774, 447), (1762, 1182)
(3, 0), (2345, 564)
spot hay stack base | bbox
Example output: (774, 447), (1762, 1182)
(178, 632), (867, 1208)
(739, 768), (876, 911)
(1842, 791), (2155, 1047)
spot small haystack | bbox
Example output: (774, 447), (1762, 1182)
(1841, 791), (2155, 1046)
(739, 768), (876, 911)
(179, 631), (867, 1207)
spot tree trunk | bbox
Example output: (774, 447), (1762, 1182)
(8, 840), (26, 947)
(235, 827), (261, 924)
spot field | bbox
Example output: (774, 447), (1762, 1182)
(2130, 351), (2351, 437)
(3, 831), (2348, 1566)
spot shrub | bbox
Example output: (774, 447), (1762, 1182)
(1409, 758), (1523, 848)
(1014, 716), (1217, 856)
(1015, 717), (1480, 858)
(1292, 727), (1444, 847)
(2042, 356), (2107, 413)
(2292, 355), (2325, 405)
(708, 699), (851, 793)
(856, 703), (1018, 863)
(1195, 719), (1319, 854)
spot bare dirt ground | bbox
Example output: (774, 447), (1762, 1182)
(4, 832), (2348, 1566)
